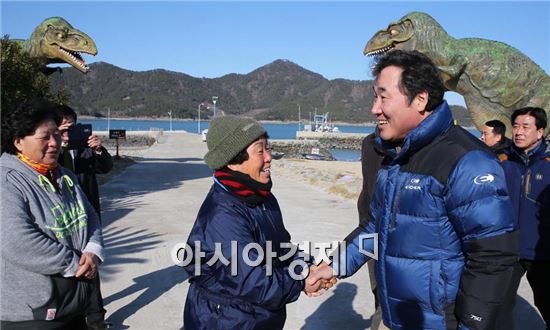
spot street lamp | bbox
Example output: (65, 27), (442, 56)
(212, 96), (218, 117)
(197, 103), (203, 134)
(167, 111), (172, 131)
(297, 104), (301, 131)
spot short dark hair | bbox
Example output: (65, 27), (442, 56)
(227, 133), (269, 165)
(485, 120), (506, 137)
(372, 50), (445, 112)
(55, 104), (78, 122)
(1, 98), (62, 154)
(511, 107), (547, 130)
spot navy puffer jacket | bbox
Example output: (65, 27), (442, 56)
(336, 102), (519, 329)
(501, 140), (550, 260)
(183, 182), (304, 330)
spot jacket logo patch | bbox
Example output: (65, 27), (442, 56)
(473, 174), (495, 184)
(404, 178), (422, 190)
(536, 173), (543, 180)
(469, 314), (483, 322)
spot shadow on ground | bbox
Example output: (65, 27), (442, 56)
(104, 266), (189, 327)
(96, 156), (208, 327)
(99, 227), (162, 281)
(302, 283), (371, 330)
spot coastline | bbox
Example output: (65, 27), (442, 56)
(79, 115), (377, 127)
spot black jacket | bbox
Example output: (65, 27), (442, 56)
(489, 137), (512, 155)
(357, 132), (389, 226)
(59, 146), (113, 217)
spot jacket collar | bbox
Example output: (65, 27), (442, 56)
(510, 139), (549, 165)
(375, 101), (453, 164)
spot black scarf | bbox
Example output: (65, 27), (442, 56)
(214, 168), (272, 205)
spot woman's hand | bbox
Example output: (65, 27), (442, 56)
(75, 252), (100, 279)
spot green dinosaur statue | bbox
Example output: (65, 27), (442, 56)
(364, 11), (550, 137)
(12, 17), (97, 74)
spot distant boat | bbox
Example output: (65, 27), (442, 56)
(302, 153), (328, 161)
(302, 112), (339, 133)
(272, 151), (285, 160)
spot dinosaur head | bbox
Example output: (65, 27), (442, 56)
(364, 12), (447, 58)
(26, 17), (97, 73)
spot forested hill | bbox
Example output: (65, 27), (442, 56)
(49, 59), (472, 125)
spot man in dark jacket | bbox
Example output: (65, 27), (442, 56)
(57, 106), (113, 218)
(500, 107), (550, 328)
(309, 50), (520, 329)
(357, 130), (387, 330)
(56, 105), (113, 330)
(480, 119), (512, 155)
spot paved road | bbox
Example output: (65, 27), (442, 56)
(99, 132), (544, 330)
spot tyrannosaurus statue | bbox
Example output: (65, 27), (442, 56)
(364, 12), (550, 137)
(12, 17), (97, 74)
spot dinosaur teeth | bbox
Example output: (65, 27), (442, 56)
(366, 45), (395, 57)
(58, 47), (87, 69)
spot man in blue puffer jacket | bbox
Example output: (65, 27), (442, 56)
(500, 107), (550, 328)
(309, 50), (520, 329)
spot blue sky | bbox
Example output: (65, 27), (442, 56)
(2, 1), (549, 106)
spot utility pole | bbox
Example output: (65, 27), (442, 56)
(298, 104), (301, 131)
(212, 96), (218, 117)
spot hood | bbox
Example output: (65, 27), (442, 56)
(0, 153), (45, 179)
(0, 153), (70, 193)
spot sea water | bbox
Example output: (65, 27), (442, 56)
(80, 118), (375, 161)
(80, 118), (479, 162)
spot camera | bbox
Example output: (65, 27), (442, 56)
(67, 123), (92, 150)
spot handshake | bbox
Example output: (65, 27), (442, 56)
(303, 262), (338, 297)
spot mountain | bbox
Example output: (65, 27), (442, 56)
(48, 59), (472, 125)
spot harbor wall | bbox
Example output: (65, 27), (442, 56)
(271, 132), (369, 160)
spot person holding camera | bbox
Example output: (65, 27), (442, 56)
(56, 105), (113, 218)
(56, 105), (113, 330)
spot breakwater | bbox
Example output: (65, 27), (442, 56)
(271, 132), (368, 160)
(296, 131), (368, 150)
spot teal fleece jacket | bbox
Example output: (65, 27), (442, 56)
(0, 153), (104, 322)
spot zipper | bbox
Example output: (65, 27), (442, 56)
(389, 183), (402, 231)
(523, 169), (531, 196)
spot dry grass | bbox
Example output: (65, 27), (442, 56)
(328, 184), (360, 199)
(272, 159), (362, 200)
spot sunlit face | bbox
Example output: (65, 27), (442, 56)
(480, 125), (501, 147)
(371, 65), (427, 142)
(512, 114), (544, 154)
(13, 119), (61, 165)
(59, 116), (75, 143)
(228, 138), (272, 184)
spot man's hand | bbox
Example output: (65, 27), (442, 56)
(304, 262), (337, 297)
(87, 134), (103, 152)
(58, 122), (73, 144)
(75, 252), (100, 279)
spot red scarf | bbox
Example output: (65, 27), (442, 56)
(17, 152), (60, 190)
(214, 168), (272, 205)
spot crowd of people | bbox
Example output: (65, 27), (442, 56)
(1, 49), (548, 330)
